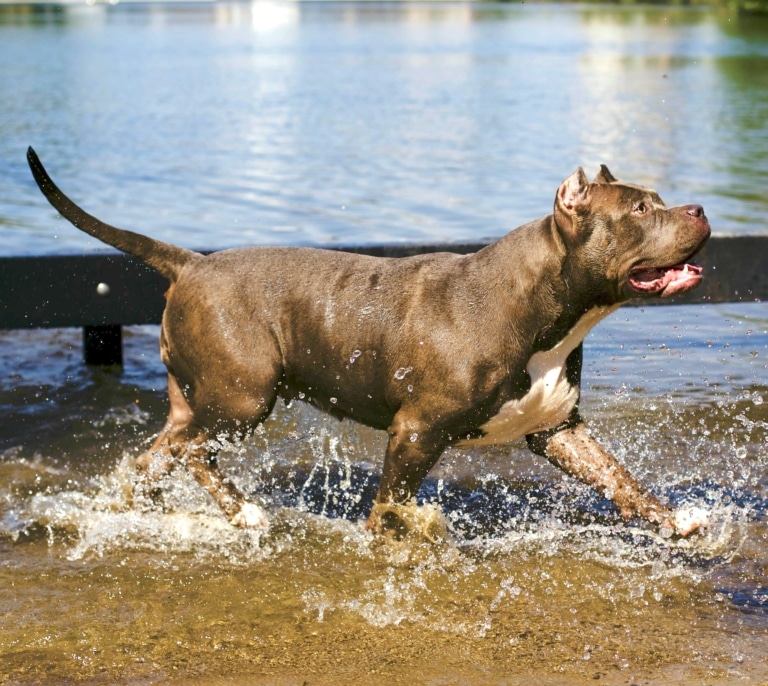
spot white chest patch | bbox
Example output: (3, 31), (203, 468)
(458, 305), (619, 447)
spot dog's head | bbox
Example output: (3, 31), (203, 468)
(553, 165), (710, 303)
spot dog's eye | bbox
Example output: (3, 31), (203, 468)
(633, 202), (648, 215)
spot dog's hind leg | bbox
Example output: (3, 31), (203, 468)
(134, 374), (191, 506)
(174, 430), (268, 530)
(135, 373), (270, 531)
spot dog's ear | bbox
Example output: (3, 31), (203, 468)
(554, 167), (591, 241)
(594, 164), (617, 184)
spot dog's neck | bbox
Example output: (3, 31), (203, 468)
(468, 216), (616, 350)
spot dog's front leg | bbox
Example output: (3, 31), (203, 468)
(367, 414), (445, 539)
(529, 424), (706, 537)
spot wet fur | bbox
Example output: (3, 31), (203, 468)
(27, 148), (711, 538)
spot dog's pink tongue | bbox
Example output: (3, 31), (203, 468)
(631, 262), (703, 297)
(663, 263), (704, 296)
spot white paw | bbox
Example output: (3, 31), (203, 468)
(230, 502), (270, 532)
(674, 506), (709, 537)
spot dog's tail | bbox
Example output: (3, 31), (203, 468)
(27, 147), (199, 282)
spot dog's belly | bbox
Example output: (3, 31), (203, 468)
(458, 305), (619, 447)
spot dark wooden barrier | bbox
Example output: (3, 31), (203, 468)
(1, 235), (766, 365)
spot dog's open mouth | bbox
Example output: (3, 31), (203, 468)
(628, 261), (703, 298)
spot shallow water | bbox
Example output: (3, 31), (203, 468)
(1, 303), (767, 684)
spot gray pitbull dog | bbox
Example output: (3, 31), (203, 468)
(27, 147), (710, 538)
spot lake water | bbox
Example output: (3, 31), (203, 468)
(1, 3), (768, 685)
(2, 1), (768, 254)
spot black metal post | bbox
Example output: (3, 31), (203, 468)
(83, 325), (123, 366)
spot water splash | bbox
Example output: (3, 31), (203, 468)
(17, 455), (270, 564)
(92, 403), (150, 429)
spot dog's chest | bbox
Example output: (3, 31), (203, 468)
(458, 305), (619, 447)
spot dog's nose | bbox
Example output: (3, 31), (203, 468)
(684, 203), (711, 242)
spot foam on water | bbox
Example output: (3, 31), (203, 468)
(465, 505), (748, 571)
(2, 445), (751, 574)
(13, 455), (268, 564)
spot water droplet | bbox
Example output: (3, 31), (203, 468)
(409, 433), (418, 442)
(753, 393), (763, 406)
(330, 397), (338, 405)
(349, 349), (362, 364)
(298, 392), (305, 399)
(735, 446), (747, 459)
(394, 366), (413, 380)
(407, 384), (414, 393)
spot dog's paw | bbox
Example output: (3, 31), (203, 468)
(367, 501), (446, 543)
(673, 506), (709, 537)
(230, 502), (270, 532)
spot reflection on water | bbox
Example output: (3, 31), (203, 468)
(1, 3), (768, 256)
(0, 303), (766, 683)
